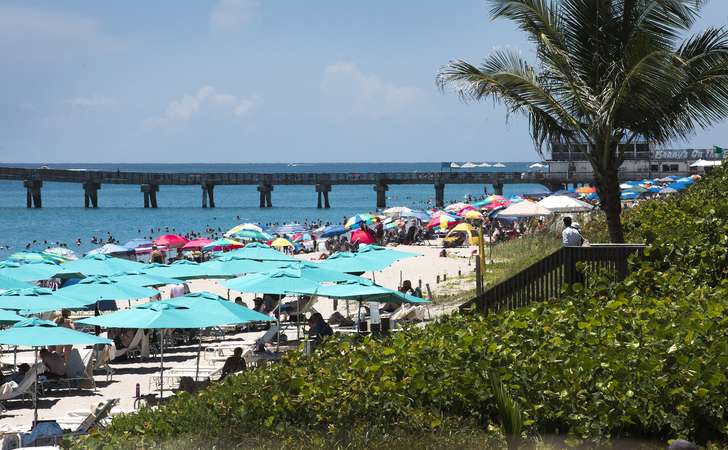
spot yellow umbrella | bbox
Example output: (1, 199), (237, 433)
(464, 210), (483, 220)
(270, 238), (293, 248)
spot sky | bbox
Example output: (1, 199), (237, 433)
(0, 0), (727, 164)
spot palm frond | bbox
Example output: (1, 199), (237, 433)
(437, 50), (585, 153)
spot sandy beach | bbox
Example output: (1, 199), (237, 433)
(0, 243), (476, 432)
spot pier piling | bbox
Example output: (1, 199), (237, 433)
(434, 183), (445, 208)
(316, 184), (331, 209)
(23, 180), (42, 208)
(201, 183), (215, 208)
(493, 182), (504, 196)
(257, 184), (273, 208)
(83, 182), (100, 208)
(141, 184), (159, 208)
(374, 183), (388, 209)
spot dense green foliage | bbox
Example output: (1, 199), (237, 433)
(76, 168), (728, 448)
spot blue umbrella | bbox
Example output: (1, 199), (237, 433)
(319, 224), (348, 238)
(621, 191), (639, 200)
(667, 182), (689, 191)
(273, 223), (307, 235)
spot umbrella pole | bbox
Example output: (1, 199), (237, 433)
(275, 304), (280, 352)
(195, 328), (201, 382)
(357, 300), (362, 333)
(159, 330), (165, 400)
(33, 347), (38, 426)
(296, 296), (301, 341)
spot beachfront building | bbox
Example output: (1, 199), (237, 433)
(546, 139), (724, 179)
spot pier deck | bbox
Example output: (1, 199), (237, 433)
(0, 166), (690, 209)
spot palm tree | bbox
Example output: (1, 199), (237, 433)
(438, 0), (728, 242)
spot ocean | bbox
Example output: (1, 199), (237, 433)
(0, 162), (548, 258)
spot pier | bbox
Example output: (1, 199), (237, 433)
(0, 166), (693, 209)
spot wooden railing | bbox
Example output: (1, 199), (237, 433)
(462, 244), (646, 314)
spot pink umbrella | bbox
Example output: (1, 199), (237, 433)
(154, 234), (189, 249)
(350, 229), (375, 245)
(181, 238), (212, 251)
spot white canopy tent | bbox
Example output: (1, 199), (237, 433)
(537, 195), (594, 213)
(690, 159), (722, 167)
(496, 201), (553, 217)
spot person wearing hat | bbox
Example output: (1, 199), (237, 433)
(562, 216), (584, 247)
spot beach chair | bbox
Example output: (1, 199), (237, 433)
(40, 348), (97, 393)
(0, 362), (44, 411)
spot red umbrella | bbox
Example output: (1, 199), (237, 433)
(181, 238), (212, 251)
(483, 200), (511, 211)
(154, 234), (189, 249)
(350, 229), (375, 245)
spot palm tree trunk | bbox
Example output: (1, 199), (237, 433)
(593, 163), (625, 243)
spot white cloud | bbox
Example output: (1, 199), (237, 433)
(145, 86), (259, 129)
(321, 61), (425, 120)
(65, 95), (116, 110)
(210, 0), (259, 31)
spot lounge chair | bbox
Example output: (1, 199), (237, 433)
(111, 328), (145, 360)
(0, 399), (119, 448)
(40, 349), (97, 394)
(0, 362), (44, 412)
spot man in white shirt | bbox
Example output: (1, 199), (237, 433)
(562, 216), (584, 246)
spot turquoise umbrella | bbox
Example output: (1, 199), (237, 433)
(58, 275), (159, 303)
(77, 301), (227, 329)
(0, 318), (111, 346)
(162, 292), (273, 324)
(0, 288), (92, 313)
(275, 262), (363, 283)
(317, 245), (419, 274)
(316, 252), (385, 273)
(0, 310), (26, 324)
(200, 256), (283, 277)
(0, 261), (61, 282)
(224, 264), (362, 295)
(231, 229), (273, 241)
(356, 244), (418, 264)
(78, 297), (271, 398)
(141, 260), (229, 280)
(0, 318), (111, 424)
(314, 280), (430, 304)
(8, 251), (65, 264)
(54, 254), (145, 278)
(226, 242), (297, 262)
(107, 271), (183, 287)
(0, 274), (34, 291)
(223, 268), (325, 296)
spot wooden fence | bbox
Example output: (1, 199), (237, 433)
(463, 244), (646, 314)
